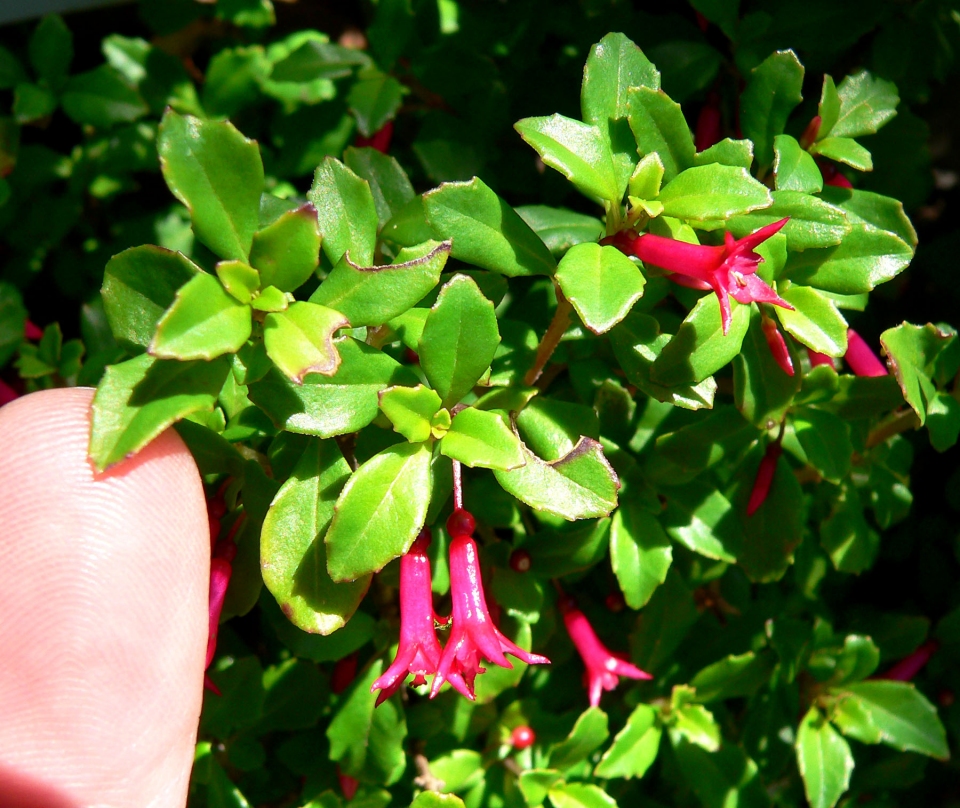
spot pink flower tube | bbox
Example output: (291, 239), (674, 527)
(762, 315), (794, 376)
(747, 440), (782, 516)
(845, 328), (887, 377)
(560, 596), (651, 706)
(881, 640), (939, 682)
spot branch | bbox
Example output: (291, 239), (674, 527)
(524, 286), (573, 386)
(866, 408), (920, 449)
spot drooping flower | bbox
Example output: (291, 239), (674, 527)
(762, 314), (795, 376)
(606, 218), (793, 335)
(747, 439), (783, 516)
(204, 537), (236, 695)
(431, 509), (550, 699)
(881, 640), (939, 682)
(559, 595), (651, 707)
(372, 528), (471, 704)
(844, 328), (887, 377)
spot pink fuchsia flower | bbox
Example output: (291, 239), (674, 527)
(762, 314), (794, 376)
(559, 595), (652, 707)
(607, 219), (793, 335)
(372, 528), (471, 704)
(845, 328), (887, 377)
(431, 509), (550, 699)
(880, 640), (939, 682)
(808, 348), (836, 369)
(747, 439), (783, 516)
(204, 537), (236, 695)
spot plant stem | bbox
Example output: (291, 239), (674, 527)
(524, 286), (573, 386)
(866, 407), (920, 449)
(452, 459), (463, 510)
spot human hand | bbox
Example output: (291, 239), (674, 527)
(0, 388), (209, 808)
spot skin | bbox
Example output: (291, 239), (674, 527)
(0, 388), (208, 808)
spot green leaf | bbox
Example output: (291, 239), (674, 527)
(690, 652), (775, 703)
(672, 702), (720, 751)
(593, 704), (661, 780)
(514, 114), (620, 204)
(158, 110), (263, 262)
(821, 483), (879, 574)
(261, 439), (371, 634)
(30, 15), (73, 90)
(516, 205), (604, 257)
(739, 50), (804, 170)
(89, 353), (230, 471)
(809, 137), (873, 171)
(344, 146), (415, 227)
(668, 736), (769, 808)
(495, 439), (619, 521)
(777, 284), (848, 356)
(818, 75), (840, 137)
(880, 322), (954, 426)
(249, 203), (321, 293)
(519, 770), (564, 807)
(429, 750), (484, 794)
(308, 157), (378, 267)
(101, 245), (201, 352)
(522, 519), (611, 579)
(264, 302), (348, 384)
(216, 260), (260, 304)
(791, 407), (853, 484)
(419, 274), (500, 408)
(661, 483), (739, 563)
(346, 69), (404, 137)
(251, 286), (289, 313)
(784, 224), (913, 295)
(150, 273), (252, 361)
(424, 177), (557, 278)
(556, 243), (645, 335)
(732, 308), (801, 429)
(773, 134), (823, 193)
(270, 40), (370, 82)
(657, 164), (772, 221)
(610, 501), (672, 609)
(723, 190), (850, 251)
(927, 391), (960, 452)
(548, 708), (609, 772)
(327, 660), (407, 784)
(409, 794), (465, 808)
(61, 66), (148, 128)
(0, 283), (26, 367)
(547, 783), (618, 808)
(695, 138), (755, 170)
(629, 152), (665, 199)
(630, 569), (700, 672)
(829, 681), (948, 759)
(311, 240), (451, 327)
(379, 384), (442, 443)
(827, 70), (899, 139)
(12, 83), (56, 123)
(325, 441), (433, 581)
(818, 187), (917, 248)
(249, 337), (416, 437)
(651, 296), (751, 387)
(440, 407), (525, 470)
(795, 708), (854, 808)
(627, 86), (696, 183)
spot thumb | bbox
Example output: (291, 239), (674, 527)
(0, 387), (210, 808)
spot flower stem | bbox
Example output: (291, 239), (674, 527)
(524, 285), (573, 386)
(866, 407), (920, 449)
(452, 459), (463, 511)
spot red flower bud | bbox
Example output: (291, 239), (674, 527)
(509, 549), (532, 573)
(24, 320), (43, 341)
(844, 329), (887, 377)
(447, 508), (476, 538)
(0, 378), (18, 406)
(881, 640), (939, 682)
(695, 93), (722, 152)
(799, 115), (821, 150)
(605, 592), (626, 613)
(338, 767), (360, 801)
(355, 120), (394, 153)
(332, 652), (359, 694)
(807, 349), (835, 369)
(511, 725), (536, 750)
(747, 440), (782, 516)
(761, 315), (794, 376)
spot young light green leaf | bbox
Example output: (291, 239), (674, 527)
(514, 113), (621, 204)
(325, 441), (433, 581)
(248, 337), (416, 437)
(773, 134), (823, 193)
(424, 178), (556, 277)
(409, 794), (466, 808)
(344, 145), (415, 226)
(378, 384), (442, 443)
(547, 783), (618, 808)
(556, 243), (645, 335)
(494, 438), (619, 521)
(657, 164), (772, 221)
(739, 50), (804, 169)
(518, 770), (564, 807)
(308, 157), (378, 266)
(310, 240), (450, 327)
(150, 273), (251, 360)
(261, 439), (370, 635)
(610, 501), (672, 609)
(216, 260), (260, 304)
(627, 86), (696, 183)
(828, 70), (899, 139)
(593, 703), (661, 780)
(89, 353), (230, 471)
(440, 407), (525, 470)
(419, 274), (500, 408)
(101, 245), (202, 352)
(263, 302), (348, 384)
(651, 295), (751, 387)
(158, 110), (264, 261)
(581, 32), (660, 125)
(672, 703), (720, 751)
(251, 285), (289, 313)
(548, 708), (609, 772)
(830, 681), (948, 759)
(694, 138), (754, 170)
(249, 203), (321, 293)
(809, 137), (873, 171)
(796, 707), (854, 808)
(880, 322), (955, 425)
(777, 284), (848, 356)
(629, 152), (665, 200)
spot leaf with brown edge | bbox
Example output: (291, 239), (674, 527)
(263, 301), (349, 384)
